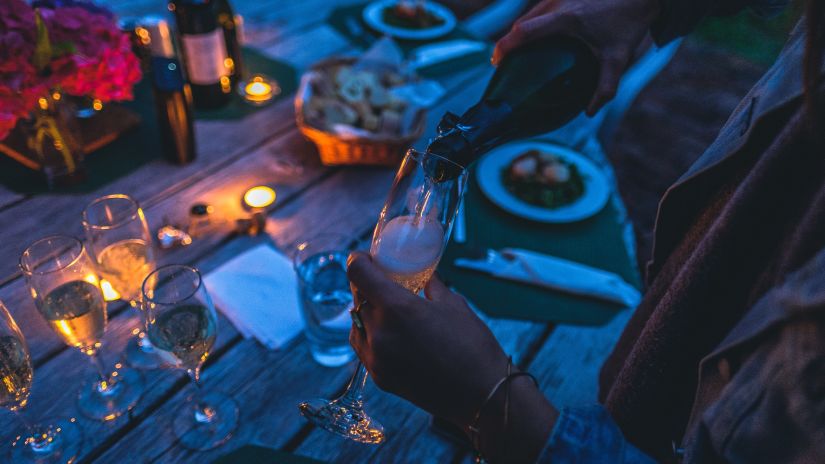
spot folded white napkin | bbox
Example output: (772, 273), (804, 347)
(203, 244), (303, 349)
(455, 248), (642, 307)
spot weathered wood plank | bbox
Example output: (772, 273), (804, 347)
(259, 24), (353, 70)
(530, 310), (632, 408)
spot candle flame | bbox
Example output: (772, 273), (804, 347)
(244, 186), (276, 209)
(100, 279), (121, 301)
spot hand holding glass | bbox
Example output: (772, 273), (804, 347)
(298, 149), (468, 443)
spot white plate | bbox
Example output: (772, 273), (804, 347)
(363, 0), (457, 41)
(476, 141), (610, 223)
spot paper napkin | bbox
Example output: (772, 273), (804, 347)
(455, 248), (642, 308)
(203, 244), (303, 349)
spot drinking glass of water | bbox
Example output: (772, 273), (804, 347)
(293, 234), (356, 367)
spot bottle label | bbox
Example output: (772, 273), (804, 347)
(180, 29), (228, 85)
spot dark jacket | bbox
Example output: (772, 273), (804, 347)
(599, 2), (825, 462)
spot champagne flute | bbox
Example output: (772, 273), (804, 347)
(298, 149), (468, 443)
(0, 300), (82, 463)
(20, 235), (144, 421)
(82, 194), (162, 369)
(142, 265), (239, 451)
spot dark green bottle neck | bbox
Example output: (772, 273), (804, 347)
(425, 35), (598, 178)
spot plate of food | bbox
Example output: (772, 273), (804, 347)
(363, 0), (457, 41)
(476, 141), (611, 223)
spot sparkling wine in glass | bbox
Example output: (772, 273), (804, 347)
(0, 300), (83, 463)
(298, 149), (467, 443)
(20, 235), (145, 421)
(142, 265), (238, 451)
(82, 194), (162, 369)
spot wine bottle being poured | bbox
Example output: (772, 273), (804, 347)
(425, 36), (599, 180)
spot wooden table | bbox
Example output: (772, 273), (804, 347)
(0, 1), (636, 462)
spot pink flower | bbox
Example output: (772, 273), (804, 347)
(0, 0), (142, 141)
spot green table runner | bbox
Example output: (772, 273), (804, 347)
(0, 48), (296, 194)
(438, 163), (642, 326)
(195, 48), (297, 120)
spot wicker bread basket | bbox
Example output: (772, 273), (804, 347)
(295, 57), (426, 167)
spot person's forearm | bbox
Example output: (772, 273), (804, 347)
(470, 375), (558, 463)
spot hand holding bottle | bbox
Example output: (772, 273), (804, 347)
(492, 0), (661, 115)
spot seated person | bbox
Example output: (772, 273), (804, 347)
(346, 0), (825, 462)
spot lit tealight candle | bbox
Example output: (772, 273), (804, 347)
(243, 186), (276, 209)
(240, 74), (279, 105)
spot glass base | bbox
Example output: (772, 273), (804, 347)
(173, 391), (239, 451)
(298, 397), (385, 444)
(9, 418), (82, 464)
(78, 366), (144, 421)
(123, 332), (164, 370)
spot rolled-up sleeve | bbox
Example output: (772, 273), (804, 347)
(536, 405), (656, 463)
(651, 0), (790, 44)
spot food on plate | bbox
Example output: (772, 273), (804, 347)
(382, 1), (445, 30)
(303, 63), (410, 136)
(501, 149), (586, 209)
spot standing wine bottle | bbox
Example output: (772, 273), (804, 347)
(426, 36), (599, 179)
(170, 0), (232, 109)
(215, 0), (244, 88)
(141, 16), (197, 164)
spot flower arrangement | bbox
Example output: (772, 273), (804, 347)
(0, 0), (142, 141)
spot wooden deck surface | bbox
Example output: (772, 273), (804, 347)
(0, 1), (769, 462)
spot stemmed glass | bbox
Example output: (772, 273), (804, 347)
(0, 299), (82, 463)
(142, 265), (239, 450)
(82, 194), (161, 369)
(19, 235), (144, 421)
(298, 149), (468, 443)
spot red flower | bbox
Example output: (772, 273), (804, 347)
(0, 0), (142, 140)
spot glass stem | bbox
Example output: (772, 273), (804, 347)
(11, 408), (36, 437)
(338, 362), (369, 409)
(187, 368), (215, 424)
(89, 352), (113, 394)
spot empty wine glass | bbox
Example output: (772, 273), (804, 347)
(142, 265), (239, 450)
(0, 300), (82, 463)
(298, 149), (468, 443)
(20, 235), (145, 421)
(82, 194), (161, 369)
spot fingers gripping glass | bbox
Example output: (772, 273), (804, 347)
(298, 149), (468, 444)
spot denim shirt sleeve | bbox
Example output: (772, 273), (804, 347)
(651, 0), (790, 44)
(536, 405), (656, 464)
